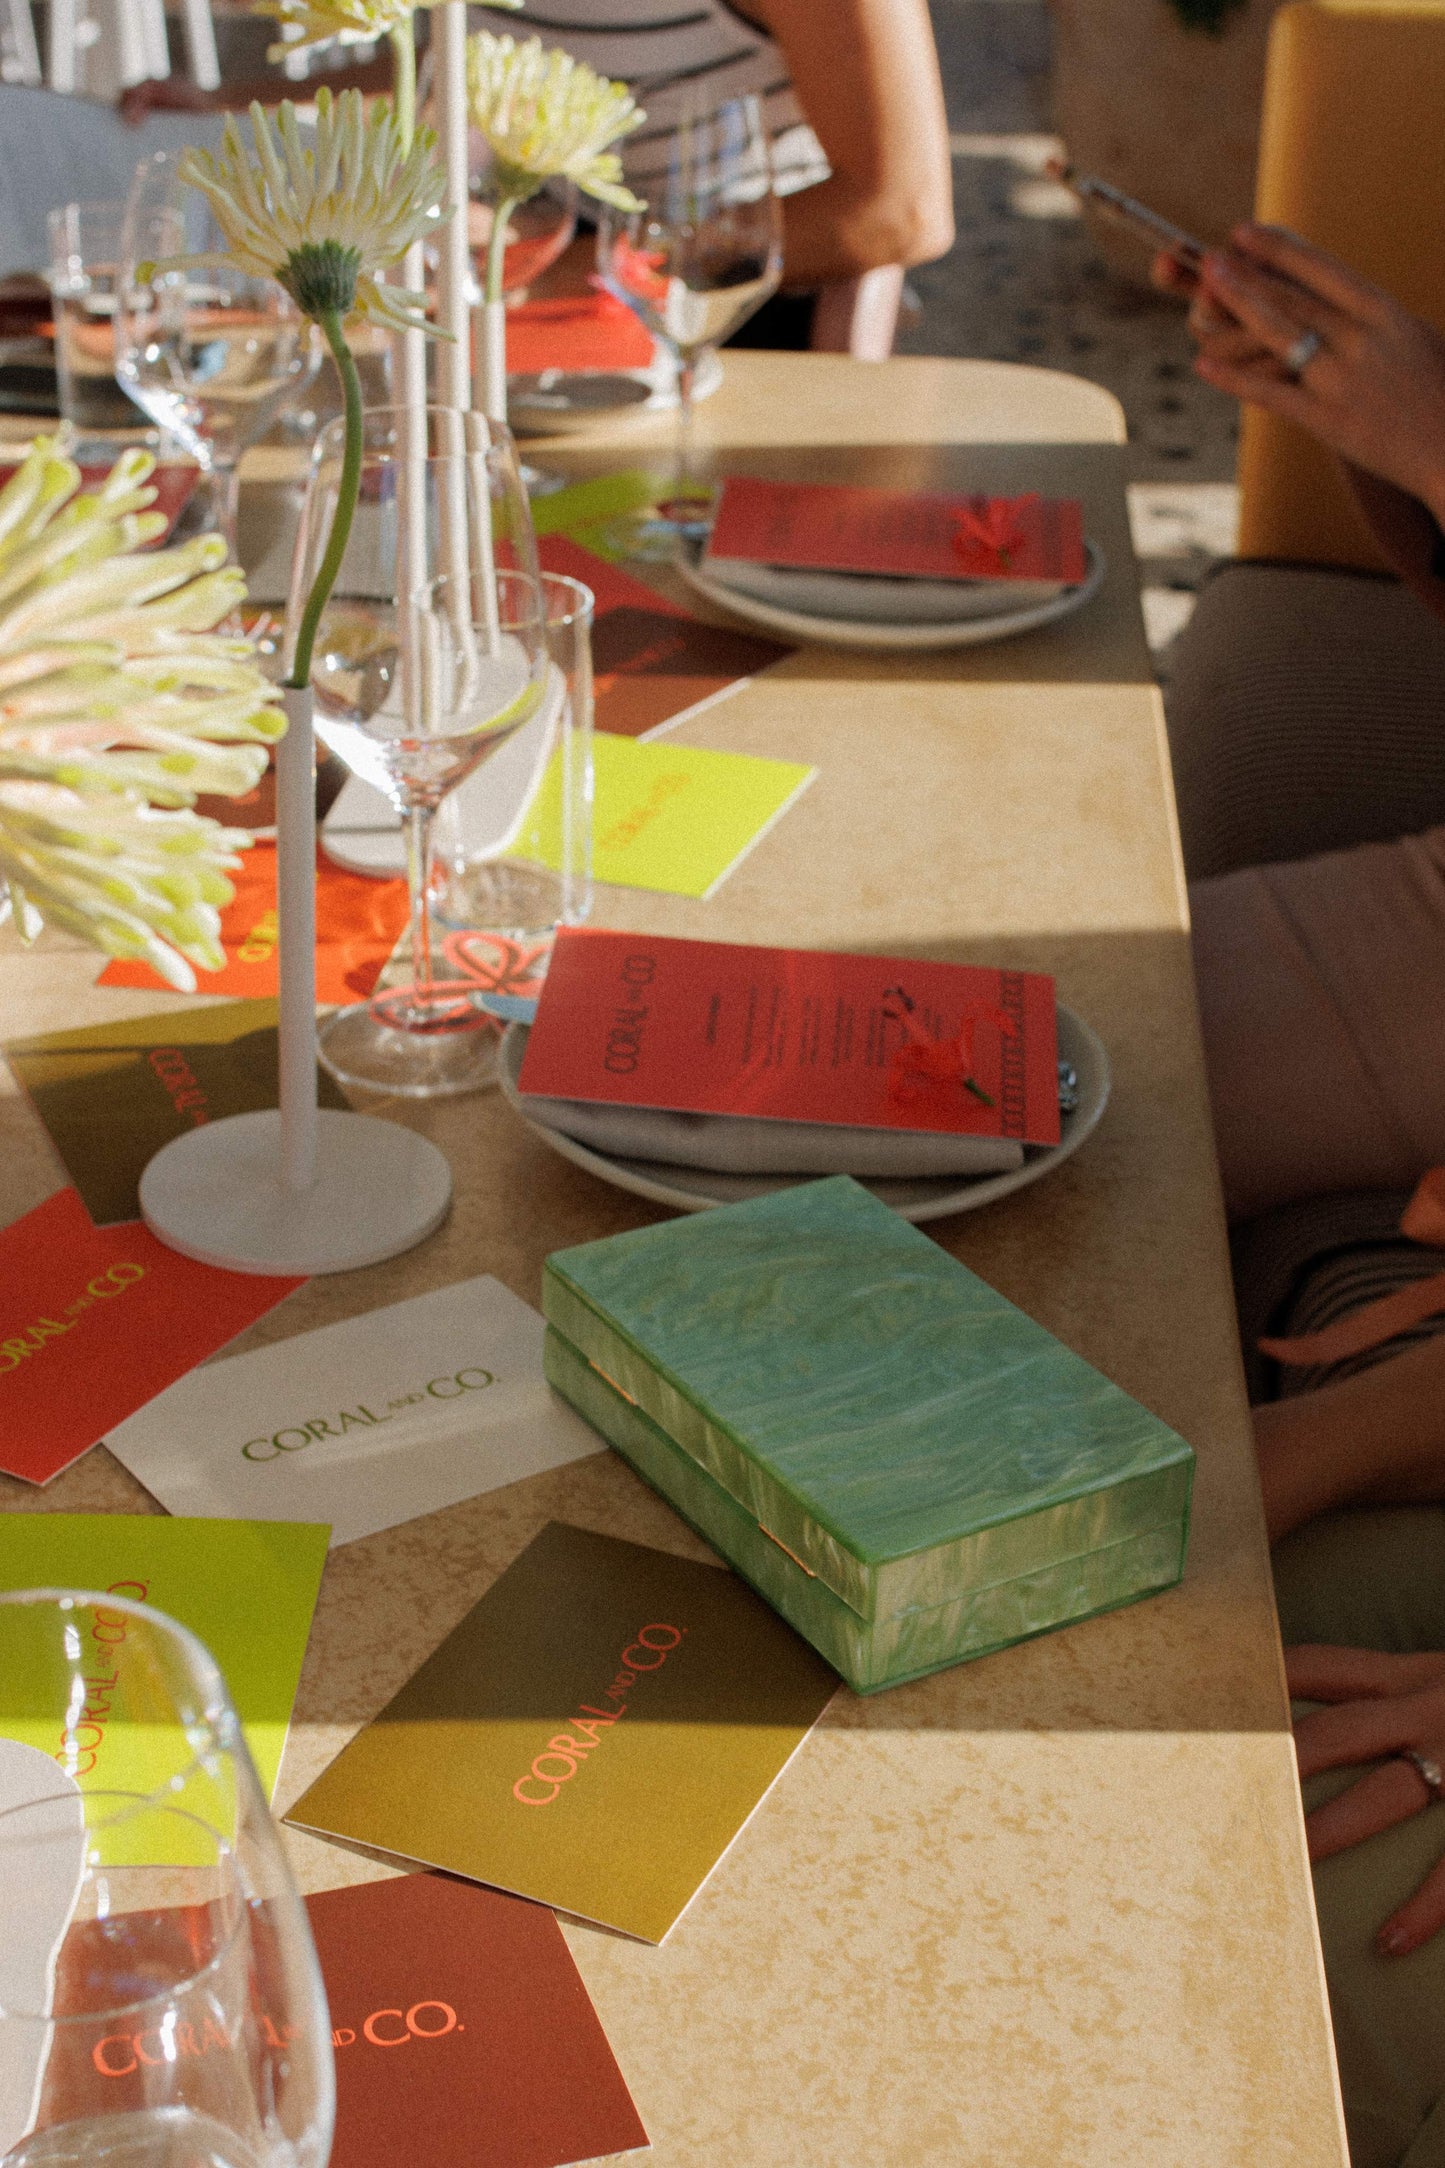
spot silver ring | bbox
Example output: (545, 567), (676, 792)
(1400, 1748), (1445, 1801)
(1284, 328), (1322, 378)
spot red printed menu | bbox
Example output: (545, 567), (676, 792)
(519, 928), (1060, 1144)
(703, 475), (1088, 585)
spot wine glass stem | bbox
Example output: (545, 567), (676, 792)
(404, 802), (437, 1005)
(676, 351), (698, 495)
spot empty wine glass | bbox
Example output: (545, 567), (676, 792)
(597, 93), (781, 541)
(466, 177), (578, 302)
(116, 149), (319, 562)
(0, 1589), (333, 2168)
(290, 405), (547, 1098)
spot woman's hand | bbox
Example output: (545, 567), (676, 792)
(1289, 1644), (1445, 1955)
(1163, 222), (1445, 518)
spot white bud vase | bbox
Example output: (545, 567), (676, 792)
(138, 683), (453, 1275)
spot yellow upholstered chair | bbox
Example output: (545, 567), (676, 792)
(1237, 0), (1445, 569)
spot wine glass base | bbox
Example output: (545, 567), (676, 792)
(319, 986), (503, 1098)
(139, 1108), (452, 1275)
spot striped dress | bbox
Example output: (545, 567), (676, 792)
(470, 0), (829, 196)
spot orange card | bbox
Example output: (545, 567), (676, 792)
(505, 292), (654, 374)
(98, 846), (409, 1003)
(0, 1188), (301, 1484)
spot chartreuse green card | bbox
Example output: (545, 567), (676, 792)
(0, 1515), (328, 1842)
(522, 733), (815, 900)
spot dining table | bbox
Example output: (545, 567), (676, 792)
(0, 349), (1350, 2166)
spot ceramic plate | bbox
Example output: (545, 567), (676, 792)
(499, 1003), (1109, 1223)
(509, 348), (724, 435)
(673, 537), (1105, 651)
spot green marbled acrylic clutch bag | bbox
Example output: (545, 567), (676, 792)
(542, 1177), (1194, 1693)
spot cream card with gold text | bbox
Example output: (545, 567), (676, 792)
(105, 1278), (602, 1545)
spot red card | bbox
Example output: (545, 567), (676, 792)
(0, 1188), (300, 1485)
(540, 535), (791, 739)
(38, 1877), (647, 2168)
(305, 1876), (648, 2168)
(704, 476), (1088, 585)
(521, 929), (1061, 1144)
(98, 845), (409, 1002)
(0, 461), (198, 542)
(505, 292), (654, 374)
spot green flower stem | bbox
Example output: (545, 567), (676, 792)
(390, 21), (416, 152)
(485, 192), (526, 304)
(287, 307), (362, 692)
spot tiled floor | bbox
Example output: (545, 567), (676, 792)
(907, 0), (1242, 664)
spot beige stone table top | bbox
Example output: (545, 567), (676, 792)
(0, 354), (1346, 2166)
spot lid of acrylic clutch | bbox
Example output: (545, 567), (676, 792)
(543, 1177), (1194, 1625)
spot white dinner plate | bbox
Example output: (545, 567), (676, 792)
(674, 537), (1106, 652)
(499, 1003), (1109, 1223)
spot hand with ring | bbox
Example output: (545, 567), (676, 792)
(1289, 1643), (1445, 1956)
(1151, 223), (1445, 519)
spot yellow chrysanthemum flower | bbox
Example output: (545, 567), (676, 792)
(257, 0), (519, 62)
(0, 439), (285, 992)
(466, 32), (645, 212)
(170, 86), (447, 337)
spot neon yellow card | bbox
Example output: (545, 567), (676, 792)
(521, 733), (815, 900)
(0, 1514), (328, 1808)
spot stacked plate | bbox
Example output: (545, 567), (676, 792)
(675, 534), (1106, 652)
(500, 1005), (1110, 1225)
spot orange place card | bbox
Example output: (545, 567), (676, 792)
(287, 1521), (837, 1944)
(505, 291), (655, 374)
(97, 845), (409, 1003)
(0, 1187), (301, 1484)
(539, 535), (791, 740)
(704, 475), (1088, 585)
(307, 1876), (648, 2168)
(519, 929), (1062, 1146)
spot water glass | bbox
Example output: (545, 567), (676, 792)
(46, 202), (156, 444)
(290, 404), (547, 1098)
(434, 571), (595, 999)
(0, 1589), (334, 2168)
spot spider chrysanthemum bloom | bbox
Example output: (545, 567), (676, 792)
(256, 0), (519, 60)
(0, 439), (286, 992)
(171, 86), (447, 336)
(466, 32), (645, 211)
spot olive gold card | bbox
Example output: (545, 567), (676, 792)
(286, 1521), (838, 1943)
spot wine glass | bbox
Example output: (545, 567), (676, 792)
(116, 150), (320, 563)
(465, 178), (578, 302)
(0, 1589), (333, 2168)
(290, 405), (547, 1098)
(596, 94), (782, 540)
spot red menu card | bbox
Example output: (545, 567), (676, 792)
(704, 476), (1087, 585)
(519, 929), (1060, 1144)
(0, 1187), (300, 1484)
(505, 291), (655, 374)
(539, 535), (791, 740)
